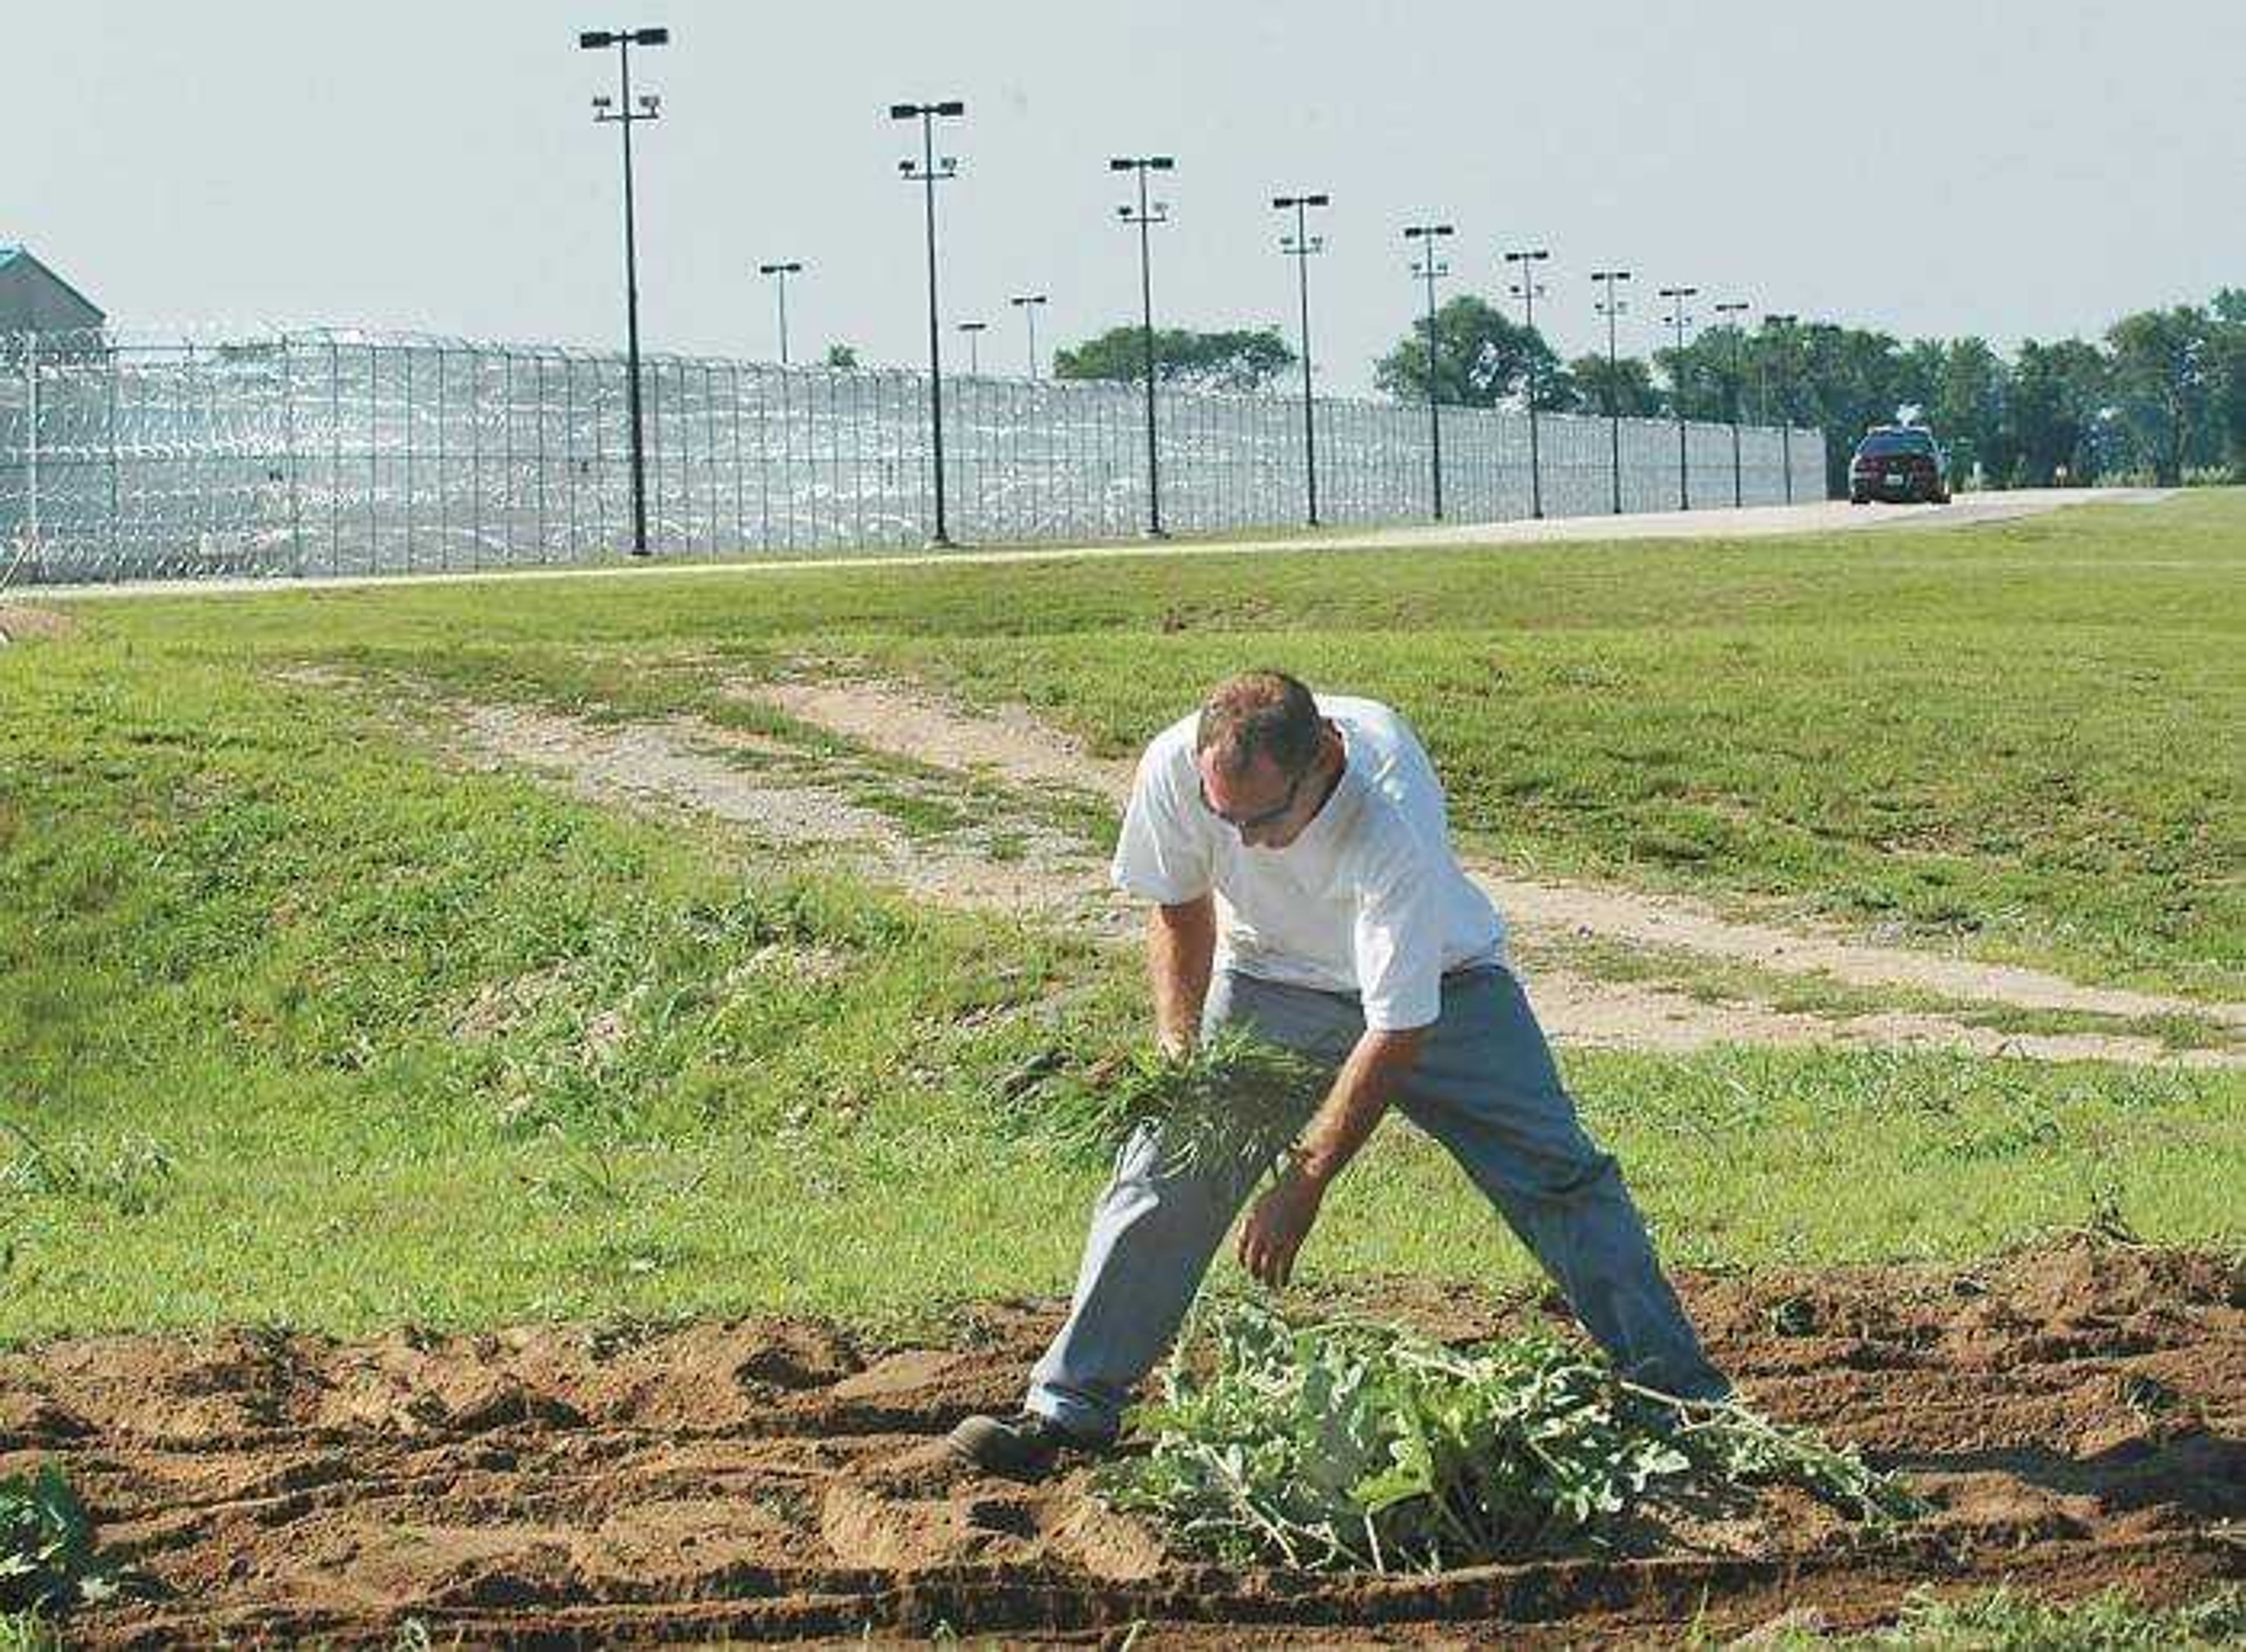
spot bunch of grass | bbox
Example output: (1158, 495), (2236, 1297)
(1004, 1026), (1328, 1177)
(1097, 1300), (1923, 1573)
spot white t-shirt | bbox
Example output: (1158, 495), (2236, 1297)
(1111, 694), (1506, 1031)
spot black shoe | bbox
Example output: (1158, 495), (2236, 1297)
(945, 1409), (1108, 1478)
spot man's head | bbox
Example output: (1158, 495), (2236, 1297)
(1194, 670), (1342, 849)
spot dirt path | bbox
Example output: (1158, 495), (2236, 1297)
(0, 602), (77, 643)
(429, 691), (2236, 1066)
(16, 1238), (2241, 1646)
(741, 677), (2241, 1060)
(451, 703), (1129, 937)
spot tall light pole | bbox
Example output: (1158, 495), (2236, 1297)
(757, 260), (802, 366)
(893, 99), (966, 547)
(1765, 312), (1799, 503)
(1658, 285), (1698, 509)
(1590, 268), (1631, 514)
(1404, 222), (1454, 520)
(1112, 155), (1174, 538)
(581, 26), (668, 557)
(1714, 298), (1751, 506)
(1503, 246), (1551, 518)
(1273, 192), (1329, 527)
(957, 319), (987, 375)
(1010, 292), (1048, 380)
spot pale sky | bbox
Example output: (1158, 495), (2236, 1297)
(14, 0), (2242, 395)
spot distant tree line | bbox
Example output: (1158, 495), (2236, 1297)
(1052, 289), (2245, 496)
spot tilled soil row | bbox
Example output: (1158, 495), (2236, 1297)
(6, 1238), (2240, 1646)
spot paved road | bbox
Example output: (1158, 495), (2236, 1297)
(14, 487), (2176, 605)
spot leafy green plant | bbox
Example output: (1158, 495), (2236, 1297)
(1003, 1026), (1326, 1177)
(0, 1463), (112, 1613)
(1098, 1301), (1922, 1572)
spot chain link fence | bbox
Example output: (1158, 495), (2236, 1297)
(0, 328), (1825, 585)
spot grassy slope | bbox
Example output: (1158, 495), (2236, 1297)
(73, 491), (2243, 996)
(1, 496), (2239, 1341)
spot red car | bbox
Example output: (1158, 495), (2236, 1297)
(1849, 427), (1951, 504)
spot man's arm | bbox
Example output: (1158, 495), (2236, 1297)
(1149, 895), (1217, 1057)
(1238, 1022), (1426, 1288)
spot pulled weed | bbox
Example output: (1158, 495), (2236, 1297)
(1001, 1026), (1327, 1177)
(1100, 1300), (1921, 1573)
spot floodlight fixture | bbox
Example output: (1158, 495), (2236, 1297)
(1114, 156), (1177, 536)
(1763, 311), (1800, 501)
(1713, 298), (1752, 505)
(580, 22), (670, 556)
(1590, 268), (1633, 513)
(1501, 245), (1554, 517)
(1010, 293), (1049, 379)
(1273, 191), (1331, 525)
(957, 319), (988, 375)
(1403, 222), (1453, 519)
(757, 261), (805, 365)
(1657, 286), (1700, 508)
(894, 97), (968, 545)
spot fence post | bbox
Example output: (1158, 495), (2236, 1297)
(503, 348), (521, 565)
(22, 332), (37, 563)
(402, 343), (415, 575)
(534, 353), (549, 560)
(564, 355), (577, 557)
(591, 356), (606, 550)
(729, 360), (745, 550)
(283, 335), (303, 577)
(366, 342), (379, 572)
(328, 339), (342, 570)
(435, 347), (448, 571)
(471, 348), (484, 569)
(106, 338), (122, 575)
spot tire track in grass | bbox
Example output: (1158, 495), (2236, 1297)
(736, 676), (2242, 1051)
(407, 680), (2237, 1068)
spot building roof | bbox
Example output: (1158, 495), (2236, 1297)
(0, 245), (105, 331)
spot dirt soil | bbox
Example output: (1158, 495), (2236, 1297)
(9, 1238), (2240, 1647)
(0, 603), (78, 643)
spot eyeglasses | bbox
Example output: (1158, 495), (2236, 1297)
(1200, 764), (1310, 832)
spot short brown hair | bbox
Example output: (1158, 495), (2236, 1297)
(1196, 670), (1321, 777)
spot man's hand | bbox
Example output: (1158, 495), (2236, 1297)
(1237, 1163), (1326, 1288)
(1234, 1023), (1427, 1290)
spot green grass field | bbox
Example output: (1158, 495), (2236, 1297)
(1, 492), (2239, 1344)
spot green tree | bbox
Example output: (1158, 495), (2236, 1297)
(1929, 337), (2012, 488)
(2206, 288), (2246, 477)
(821, 343), (860, 369)
(1053, 326), (1296, 392)
(1568, 352), (1662, 417)
(2106, 306), (2213, 485)
(2009, 338), (2110, 485)
(1372, 296), (1568, 409)
(1791, 325), (1913, 496)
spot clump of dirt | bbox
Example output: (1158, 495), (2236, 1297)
(8, 1239), (2239, 1646)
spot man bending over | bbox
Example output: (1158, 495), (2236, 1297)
(950, 670), (1727, 1476)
